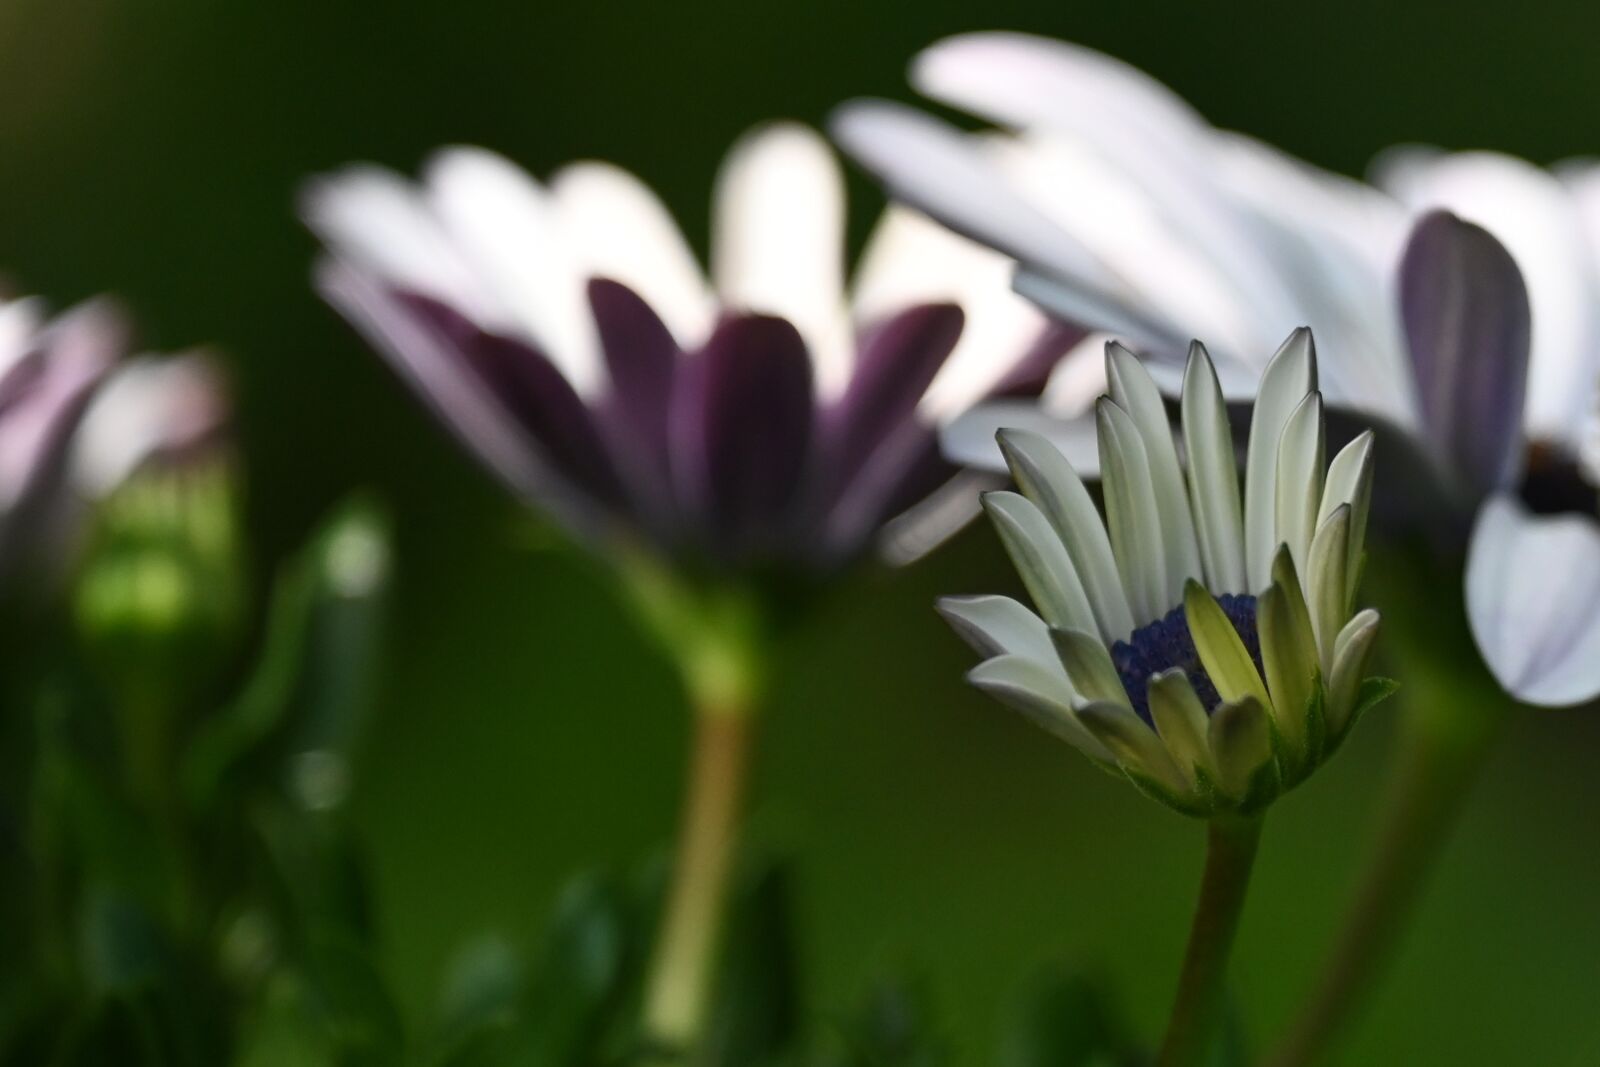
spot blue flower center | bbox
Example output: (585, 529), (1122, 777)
(1110, 594), (1262, 724)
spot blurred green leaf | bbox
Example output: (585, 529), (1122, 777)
(996, 966), (1129, 1067)
(704, 862), (802, 1067)
(811, 979), (948, 1067)
(183, 495), (391, 814)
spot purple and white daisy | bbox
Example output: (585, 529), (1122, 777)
(302, 123), (1084, 576)
(833, 32), (1600, 706)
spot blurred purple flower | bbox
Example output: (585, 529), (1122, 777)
(0, 294), (122, 565)
(833, 33), (1600, 706)
(302, 124), (1086, 574)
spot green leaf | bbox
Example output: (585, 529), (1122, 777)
(998, 966), (1129, 1067)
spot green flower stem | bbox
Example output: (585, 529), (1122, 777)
(619, 545), (767, 1057)
(1264, 545), (1512, 1067)
(1265, 679), (1509, 1067)
(1156, 814), (1264, 1067)
(640, 694), (755, 1053)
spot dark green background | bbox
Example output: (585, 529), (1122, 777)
(4, 1), (1600, 1061)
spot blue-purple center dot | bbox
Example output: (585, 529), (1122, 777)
(1109, 594), (1263, 725)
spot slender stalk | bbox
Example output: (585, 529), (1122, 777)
(1156, 815), (1264, 1067)
(640, 695), (755, 1056)
(1264, 693), (1507, 1067)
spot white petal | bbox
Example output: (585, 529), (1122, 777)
(853, 205), (1049, 420)
(1380, 149), (1600, 450)
(940, 402), (1101, 477)
(1181, 344), (1248, 594)
(1274, 391), (1326, 582)
(912, 33), (1305, 340)
(300, 164), (492, 320)
(983, 490), (1099, 636)
(547, 161), (714, 348)
(937, 593), (1060, 668)
(423, 147), (602, 396)
(1244, 330), (1316, 592)
(1106, 343), (1202, 592)
(968, 654), (1111, 761)
(71, 355), (227, 498)
(1466, 495), (1600, 707)
(1097, 399), (1170, 623)
(0, 297), (45, 382)
(712, 123), (851, 398)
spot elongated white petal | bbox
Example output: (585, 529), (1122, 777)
(941, 403), (1101, 476)
(936, 594), (1058, 667)
(968, 655), (1110, 761)
(997, 429), (1134, 643)
(1327, 609), (1381, 737)
(1307, 505), (1352, 673)
(1466, 495), (1600, 707)
(547, 162), (714, 349)
(1050, 627), (1133, 712)
(1319, 431), (1375, 603)
(1244, 330), (1316, 591)
(1106, 343), (1202, 591)
(1097, 399), (1169, 623)
(423, 147), (602, 396)
(1184, 580), (1271, 710)
(72, 355), (227, 498)
(1274, 391), (1326, 580)
(1181, 342), (1247, 594)
(713, 123), (851, 398)
(981, 491), (1098, 635)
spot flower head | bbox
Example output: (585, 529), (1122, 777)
(302, 124), (1080, 580)
(942, 333), (1391, 816)
(834, 32), (1600, 707)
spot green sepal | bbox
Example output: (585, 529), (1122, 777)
(1326, 677), (1399, 756)
(1231, 755), (1285, 818)
(1121, 767), (1210, 818)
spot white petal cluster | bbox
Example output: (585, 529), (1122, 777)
(943, 333), (1386, 815)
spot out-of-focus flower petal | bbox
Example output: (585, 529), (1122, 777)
(1467, 495), (1600, 707)
(0, 298), (124, 512)
(550, 162), (715, 349)
(672, 314), (813, 557)
(423, 147), (602, 396)
(941, 401), (1102, 477)
(314, 261), (596, 531)
(1381, 149), (1600, 451)
(1399, 211), (1531, 498)
(852, 205), (1049, 420)
(71, 353), (228, 499)
(712, 124), (851, 399)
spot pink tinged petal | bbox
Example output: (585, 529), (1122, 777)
(672, 315), (814, 559)
(1399, 211), (1531, 497)
(421, 147), (603, 397)
(712, 124), (852, 399)
(0, 298), (124, 513)
(72, 353), (229, 499)
(548, 162), (715, 349)
(1383, 151), (1600, 450)
(1467, 495), (1600, 707)
(314, 261), (598, 534)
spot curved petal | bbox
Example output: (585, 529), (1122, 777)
(422, 147), (602, 397)
(71, 354), (228, 498)
(549, 161), (714, 348)
(1399, 211), (1531, 497)
(1382, 150), (1600, 450)
(852, 204), (1049, 420)
(1467, 495), (1600, 707)
(712, 123), (851, 399)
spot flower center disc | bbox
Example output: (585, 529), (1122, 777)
(1110, 594), (1262, 724)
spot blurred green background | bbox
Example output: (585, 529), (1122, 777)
(4, 0), (1600, 1062)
